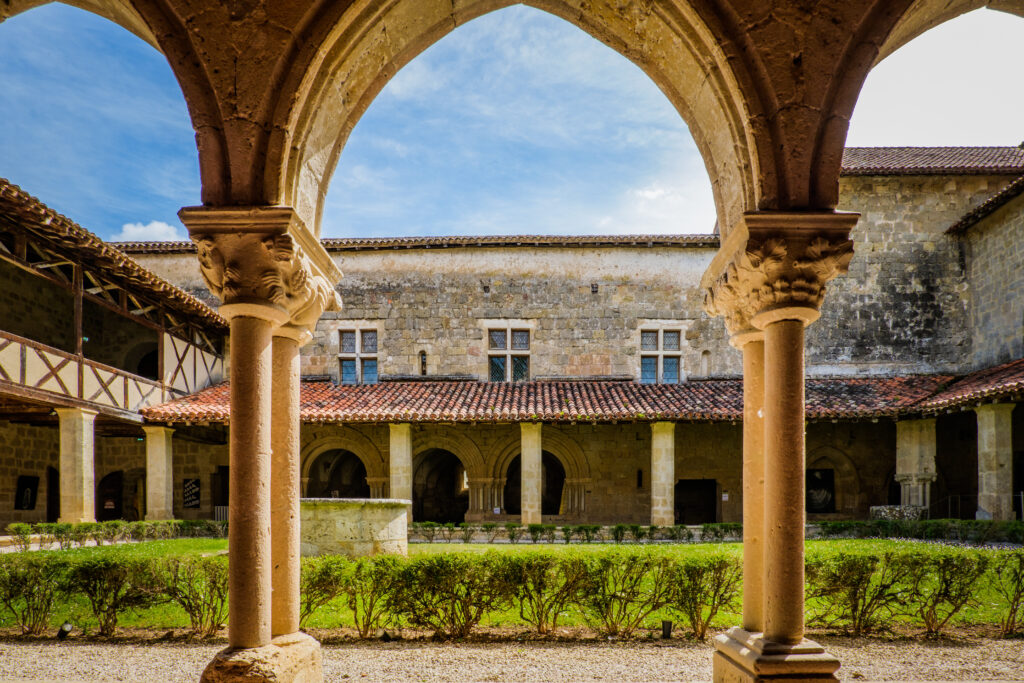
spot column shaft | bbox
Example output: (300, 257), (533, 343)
(271, 333), (301, 637)
(650, 422), (676, 526)
(896, 419), (936, 508)
(389, 423), (413, 513)
(740, 338), (765, 633)
(975, 403), (1016, 521)
(228, 314), (275, 649)
(762, 319), (806, 645)
(520, 423), (542, 525)
(143, 426), (175, 520)
(56, 408), (97, 524)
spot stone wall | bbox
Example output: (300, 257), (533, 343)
(0, 421), (58, 528)
(300, 498), (408, 557)
(963, 193), (1024, 369)
(818, 174), (1018, 375)
(0, 259), (75, 352)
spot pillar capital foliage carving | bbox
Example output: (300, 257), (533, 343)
(178, 206), (342, 331)
(702, 211), (859, 332)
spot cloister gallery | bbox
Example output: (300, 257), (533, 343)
(2, 1), (1024, 681)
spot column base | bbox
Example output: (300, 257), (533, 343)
(201, 632), (323, 683)
(713, 627), (839, 682)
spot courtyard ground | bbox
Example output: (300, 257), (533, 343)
(0, 635), (1022, 681)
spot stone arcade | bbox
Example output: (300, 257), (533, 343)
(3, 1), (1024, 681)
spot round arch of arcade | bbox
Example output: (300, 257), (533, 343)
(299, 428), (387, 495)
(807, 445), (864, 517)
(411, 429), (488, 480)
(489, 427), (590, 483)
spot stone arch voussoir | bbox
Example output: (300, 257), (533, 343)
(412, 428), (487, 480)
(300, 427), (387, 490)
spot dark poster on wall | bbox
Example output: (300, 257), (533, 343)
(14, 475), (39, 510)
(806, 469), (836, 514)
(183, 478), (201, 509)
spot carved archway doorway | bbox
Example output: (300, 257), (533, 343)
(413, 448), (470, 523)
(305, 448), (370, 499)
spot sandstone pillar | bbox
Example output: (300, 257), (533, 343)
(143, 425), (175, 520)
(520, 422), (542, 525)
(56, 407), (97, 524)
(366, 477), (388, 498)
(733, 331), (765, 633)
(650, 422), (676, 526)
(895, 419), (936, 509)
(975, 403), (1016, 521)
(271, 328), (308, 638)
(182, 206), (341, 682)
(389, 423), (413, 516)
(704, 211), (857, 682)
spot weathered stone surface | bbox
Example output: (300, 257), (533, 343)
(299, 498), (408, 557)
(200, 632), (323, 683)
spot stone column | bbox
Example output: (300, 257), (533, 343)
(271, 327), (307, 638)
(975, 403), (1016, 521)
(389, 423), (413, 514)
(895, 418), (936, 509)
(650, 422), (676, 526)
(182, 206), (341, 682)
(733, 330), (765, 633)
(143, 425), (175, 520)
(56, 407), (97, 524)
(704, 211), (857, 682)
(366, 478), (388, 498)
(520, 422), (542, 525)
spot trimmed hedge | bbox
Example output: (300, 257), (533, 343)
(5, 520), (228, 550)
(2, 546), (1022, 640)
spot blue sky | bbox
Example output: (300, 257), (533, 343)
(1, 5), (1022, 241)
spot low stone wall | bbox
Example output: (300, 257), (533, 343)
(300, 498), (409, 557)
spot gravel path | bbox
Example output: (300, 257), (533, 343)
(0, 637), (1022, 682)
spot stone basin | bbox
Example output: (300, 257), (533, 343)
(300, 498), (410, 557)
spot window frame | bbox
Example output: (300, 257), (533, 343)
(338, 326), (380, 385)
(638, 327), (684, 384)
(486, 324), (531, 382)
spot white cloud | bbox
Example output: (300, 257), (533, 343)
(112, 220), (183, 242)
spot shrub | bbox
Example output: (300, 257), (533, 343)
(542, 525), (557, 544)
(458, 523), (475, 544)
(439, 522), (457, 543)
(897, 550), (989, 635)
(53, 523), (75, 550)
(344, 556), (400, 638)
(627, 525), (646, 542)
(481, 523), (500, 543)
(299, 555), (349, 627)
(94, 521), (126, 545)
(610, 524), (627, 543)
(806, 551), (908, 636)
(667, 525), (693, 542)
(127, 521), (150, 542)
(577, 550), (674, 637)
(668, 554), (741, 640)
(71, 522), (95, 547)
(578, 525), (601, 543)
(65, 557), (161, 636)
(647, 525), (660, 542)
(989, 550), (1024, 637)
(506, 523), (523, 544)
(388, 553), (509, 638)
(414, 522), (440, 543)
(145, 556), (228, 637)
(0, 554), (68, 634)
(561, 526), (575, 544)
(33, 523), (57, 550)
(5, 523), (32, 552)
(498, 552), (587, 634)
(527, 524), (545, 544)
(700, 523), (740, 542)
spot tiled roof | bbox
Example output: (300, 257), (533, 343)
(841, 147), (1024, 175)
(946, 175), (1024, 235)
(140, 371), (1005, 424)
(0, 180), (227, 332)
(919, 358), (1024, 412)
(113, 234), (721, 254)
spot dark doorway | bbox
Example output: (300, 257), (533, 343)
(1014, 450), (1023, 521)
(307, 449), (370, 498)
(211, 465), (229, 507)
(884, 469), (902, 506)
(503, 452), (566, 516)
(674, 478), (717, 524)
(96, 470), (124, 521)
(413, 449), (469, 523)
(806, 468), (836, 513)
(46, 466), (59, 523)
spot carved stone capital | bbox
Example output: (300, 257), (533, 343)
(702, 211), (859, 330)
(179, 206), (342, 331)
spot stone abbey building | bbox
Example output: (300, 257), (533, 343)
(2, 146), (1021, 530)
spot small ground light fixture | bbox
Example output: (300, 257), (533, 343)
(57, 621), (72, 640)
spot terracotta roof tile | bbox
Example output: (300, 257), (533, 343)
(841, 147), (1024, 175)
(946, 175), (1024, 235)
(140, 371), (995, 424)
(0, 180), (226, 332)
(919, 358), (1024, 411)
